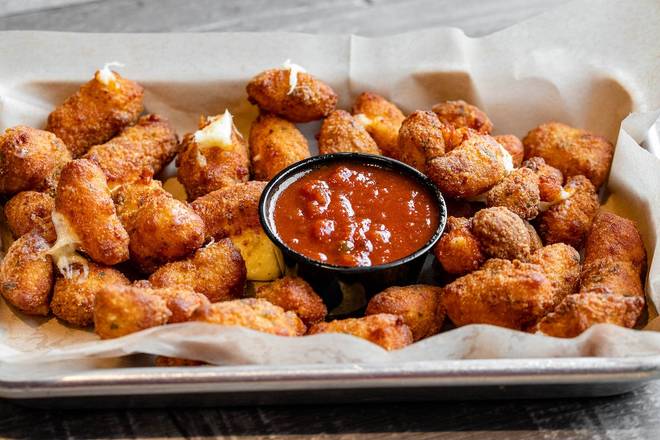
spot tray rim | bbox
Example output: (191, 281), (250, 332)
(3, 355), (660, 400)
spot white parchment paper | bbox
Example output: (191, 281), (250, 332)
(1, 0), (660, 377)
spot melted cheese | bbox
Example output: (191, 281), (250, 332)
(282, 59), (307, 95)
(231, 228), (283, 281)
(496, 143), (515, 173)
(354, 113), (373, 128)
(48, 212), (89, 280)
(96, 61), (125, 87)
(193, 110), (234, 151)
(538, 188), (575, 212)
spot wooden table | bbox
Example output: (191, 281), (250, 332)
(1, 1), (659, 438)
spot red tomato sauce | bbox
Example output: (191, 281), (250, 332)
(272, 161), (439, 267)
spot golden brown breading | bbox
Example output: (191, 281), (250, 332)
(522, 122), (613, 188)
(51, 260), (130, 327)
(318, 110), (381, 155)
(538, 175), (599, 249)
(522, 157), (564, 202)
(396, 110), (446, 171)
(249, 113), (310, 180)
(471, 207), (532, 261)
(0, 232), (53, 316)
(494, 134), (524, 167)
(176, 113), (250, 200)
(579, 260), (644, 298)
(486, 167), (540, 220)
(4, 191), (56, 242)
(365, 285), (444, 341)
(578, 211), (646, 298)
(94, 285), (171, 339)
(46, 70), (144, 158)
(439, 126), (477, 153)
(114, 180), (205, 273)
(431, 100), (493, 134)
(535, 212), (646, 338)
(307, 314), (413, 350)
(426, 134), (507, 199)
(246, 67), (337, 122)
(149, 238), (247, 302)
(0, 126), (71, 195)
(153, 287), (210, 323)
(54, 159), (129, 265)
(351, 92), (405, 157)
(191, 181), (267, 239)
(433, 216), (485, 275)
(113, 179), (161, 228)
(442, 258), (556, 329)
(132, 279), (152, 288)
(255, 276), (327, 327)
(193, 298), (306, 336)
(535, 292), (644, 338)
(84, 114), (179, 188)
(583, 211), (647, 273)
(529, 243), (581, 302)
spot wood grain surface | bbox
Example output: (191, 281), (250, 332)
(1, 0), (659, 439)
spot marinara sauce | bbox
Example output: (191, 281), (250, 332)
(272, 161), (439, 267)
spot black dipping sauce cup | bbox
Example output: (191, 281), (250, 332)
(259, 153), (447, 311)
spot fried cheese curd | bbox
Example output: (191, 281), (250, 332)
(538, 175), (599, 249)
(396, 110), (446, 171)
(193, 298), (306, 337)
(471, 207), (534, 261)
(485, 167), (540, 220)
(46, 69), (144, 158)
(318, 110), (381, 155)
(522, 122), (614, 189)
(54, 159), (130, 266)
(191, 181), (266, 239)
(249, 113), (310, 180)
(84, 114), (179, 188)
(94, 284), (211, 338)
(0, 126), (71, 195)
(176, 111), (250, 200)
(0, 232), (53, 315)
(308, 314), (413, 350)
(114, 179), (205, 273)
(246, 66), (337, 122)
(431, 100), (493, 134)
(255, 276), (327, 327)
(365, 285), (444, 341)
(426, 133), (509, 199)
(149, 238), (247, 302)
(94, 285), (171, 339)
(442, 243), (580, 329)
(433, 216), (485, 275)
(493, 134), (524, 167)
(351, 92), (405, 157)
(536, 212), (646, 337)
(51, 260), (129, 327)
(522, 157), (564, 203)
(4, 191), (56, 242)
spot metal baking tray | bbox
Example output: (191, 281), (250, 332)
(0, 25), (658, 406)
(3, 356), (660, 408)
(0, 124), (655, 409)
